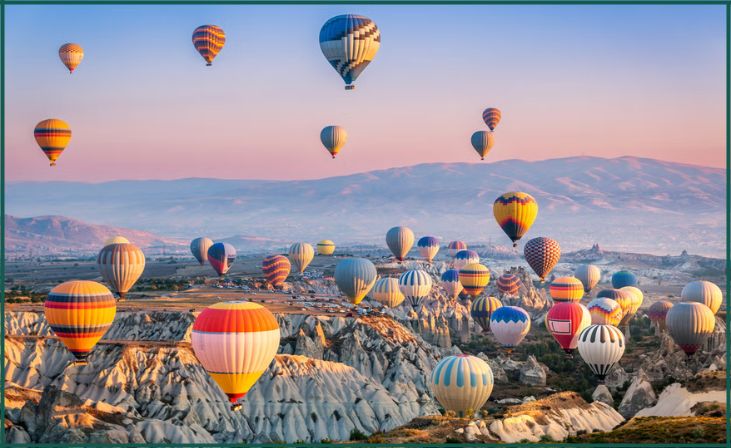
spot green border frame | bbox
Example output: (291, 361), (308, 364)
(0, 1), (729, 447)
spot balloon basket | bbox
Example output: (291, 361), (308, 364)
(231, 403), (242, 412)
(345, 85), (355, 90)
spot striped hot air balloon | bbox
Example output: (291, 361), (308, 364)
(496, 273), (522, 297)
(611, 271), (637, 289)
(620, 286), (644, 325)
(681, 280), (722, 315)
(470, 296), (502, 332)
(546, 302), (591, 354)
(577, 324), (625, 379)
(44, 280), (116, 361)
(666, 302), (716, 356)
(459, 263), (490, 298)
(104, 236), (129, 246)
(453, 249), (480, 271)
(430, 354), (494, 417)
(192, 25), (226, 66)
(97, 242), (145, 301)
(320, 126), (348, 159)
(399, 269), (433, 309)
(370, 277), (405, 308)
(440, 269), (464, 301)
(335, 258), (377, 305)
(262, 255), (291, 288)
(34, 118), (71, 166)
(493, 192), (538, 247)
(597, 289), (632, 326)
(470, 131), (494, 160)
(59, 43), (84, 73)
(587, 298), (623, 326)
(575, 264), (601, 294)
(288, 242), (315, 273)
(317, 240), (336, 256)
(648, 300), (673, 331)
(490, 306), (531, 351)
(208, 243), (237, 276)
(190, 237), (214, 265)
(319, 14), (380, 90)
(524, 237), (560, 282)
(549, 277), (584, 303)
(482, 107), (501, 131)
(386, 226), (414, 261)
(417, 236), (440, 262)
(447, 241), (467, 257)
(191, 301), (280, 410)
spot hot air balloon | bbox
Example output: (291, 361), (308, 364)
(482, 107), (501, 131)
(574, 264), (601, 294)
(317, 239), (336, 256)
(447, 241), (467, 257)
(104, 236), (129, 246)
(59, 43), (84, 74)
(611, 271), (637, 289)
(493, 192), (538, 247)
(597, 289), (632, 326)
(546, 302), (591, 354)
(386, 226), (414, 261)
(470, 131), (494, 160)
(620, 286), (644, 325)
(681, 280), (722, 315)
(577, 324), (625, 379)
(370, 277), (405, 308)
(44, 280), (116, 361)
(288, 242), (315, 273)
(459, 263), (490, 298)
(262, 255), (291, 288)
(335, 258), (377, 305)
(208, 242), (236, 276)
(496, 273), (522, 297)
(648, 300), (673, 332)
(587, 298), (623, 326)
(97, 242), (145, 301)
(666, 302), (716, 356)
(440, 269), (464, 301)
(471, 296), (502, 332)
(320, 126), (348, 159)
(191, 301), (280, 411)
(319, 14), (380, 90)
(430, 354), (494, 417)
(34, 118), (71, 166)
(417, 236), (440, 262)
(192, 25), (226, 66)
(490, 306), (531, 351)
(453, 249), (480, 271)
(549, 277), (584, 303)
(190, 237), (214, 265)
(524, 237), (561, 282)
(399, 269), (433, 309)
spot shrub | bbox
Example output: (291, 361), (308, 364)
(349, 429), (368, 441)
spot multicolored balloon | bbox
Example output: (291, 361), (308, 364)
(430, 354), (494, 417)
(319, 14), (380, 90)
(191, 301), (280, 410)
(320, 126), (348, 159)
(208, 242), (236, 276)
(619, 286), (644, 325)
(192, 25), (226, 66)
(190, 237), (214, 265)
(59, 43), (84, 73)
(447, 241), (467, 257)
(288, 242), (315, 273)
(34, 118), (71, 166)
(681, 280), (722, 315)
(262, 254), (291, 288)
(597, 289), (632, 325)
(471, 296), (502, 332)
(577, 324), (625, 379)
(317, 239), (336, 256)
(482, 107), (501, 131)
(440, 269), (464, 301)
(334, 258), (377, 305)
(587, 298), (623, 326)
(370, 277), (405, 308)
(524, 237), (561, 282)
(399, 269), (433, 309)
(546, 302), (591, 354)
(453, 249), (480, 271)
(470, 131), (494, 160)
(417, 236), (440, 262)
(611, 271), (637, 289)
(44, 280), (116, 361)
(97, 242), (145, 300)
(493, 192), (538, 247)
(490, 306), (531, 351)
(574, 264), (601, 293)
(549, 277), (584, 303)
(386, 226), (414, 261)
(459, 263), (490, 298)
(648, 300), (673, 331)
(496, 273), (522, 296)
(666, 302), (716, 356)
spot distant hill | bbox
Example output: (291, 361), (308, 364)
(5, 157), (724, 257)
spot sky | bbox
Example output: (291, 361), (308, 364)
(5, 4), (726, 182)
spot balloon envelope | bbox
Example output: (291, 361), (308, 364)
(453, 249), (480, 271)
(262, 255), (291, 288)
(104, 236), (129, 246)
(317, 240), (336, 256)
(496, 273), (522, 296)
(335, 258), (377, 305)
(666, 302), (716, 355)
(471, 296), (502, 332)
(59, 43), (84, 73)
(320, 126), (348, 158)
(440, 269), (464, 301)
(648, 300), (673, 331)
(447, 241), (467, 257)
(524, 237), (561, 281)
(681, 281), (722, 315)
(430, 355), (494, 416)
(546, 302), (591, 353)
(587, 298), (623, 326)
(386, 226), (414, 261)
(549, 277), (584, 303)
(319, 14), (380, 90)
(493, 192), (538, 247)
(490, 306), (531, 349)
(371, 277), (405, 308)
(597, 289), (632, 325)
(611, 271), (637, 289)
(288, 242), (315, 273)
(482, 107), (502, 131)
(192, 25), (226, 65)
(577, 324), (625, 378)
(209, 243), (236, 276)
(34, 118), (71, 166)
(470, 131), (494, 160)
(459, 263), (490, 298)
(399, 269), (433, 308)
(575, 264), (601, 293)
(97, 242), (145, 300)
(190, 237), (214, 265)
(417, 236), (440, 262)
